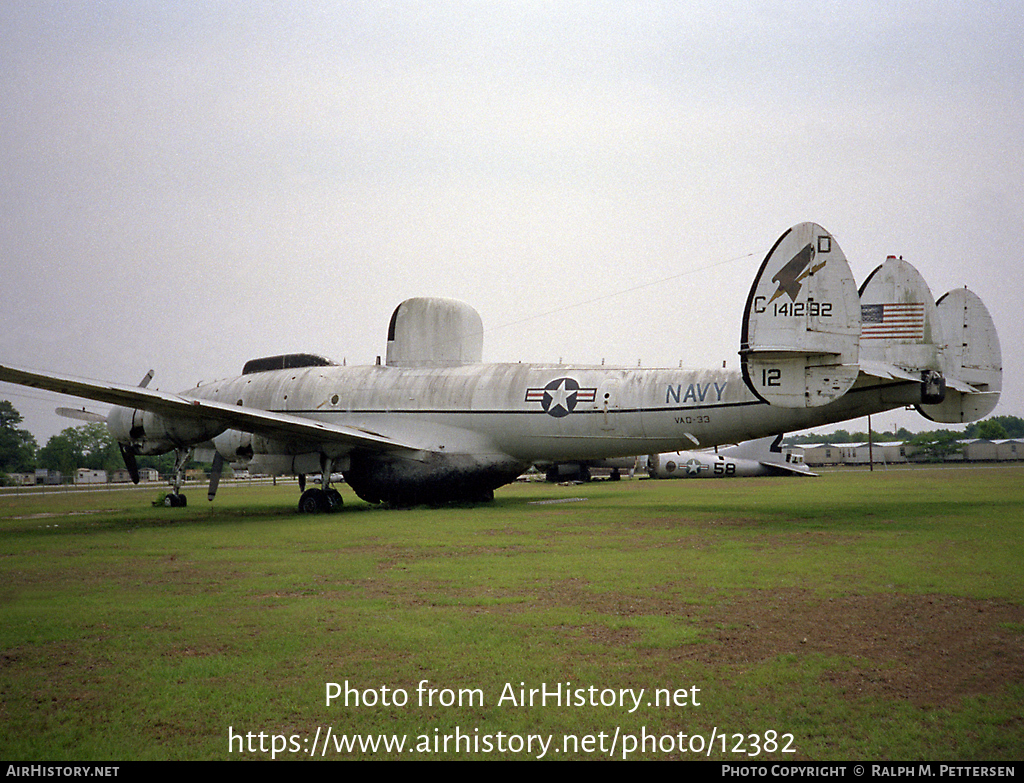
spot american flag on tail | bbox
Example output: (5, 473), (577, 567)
(860, 303), (925, 340)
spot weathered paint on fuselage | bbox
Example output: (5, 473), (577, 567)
(184, 361), (920, 466)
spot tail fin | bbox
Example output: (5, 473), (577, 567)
(740, 223), (861, 407)
(857, 256), (1002, 422)
(721, 434), (783, 460)
(742, 224), (1002, 423)
(918, 288), (1002, 422)
(858, 256), (944, 373)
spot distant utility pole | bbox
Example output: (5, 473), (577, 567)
(868, 415), (874, 472)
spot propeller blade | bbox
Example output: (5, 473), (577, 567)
(208, 451), (225, 502)
(118, 444), (140, 484)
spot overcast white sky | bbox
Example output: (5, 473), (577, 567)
(2, 1), (1021, 443)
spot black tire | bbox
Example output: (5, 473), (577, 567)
(325, 488), (343, 512)
(298, 488), (327, 514)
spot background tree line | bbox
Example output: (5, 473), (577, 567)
(0, 400), (194, 484)
(783, 415), (1024, 445)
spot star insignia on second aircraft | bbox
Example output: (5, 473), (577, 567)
(684, 458), (707, 475)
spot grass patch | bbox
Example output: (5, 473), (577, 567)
(1, 467), (1022, 760)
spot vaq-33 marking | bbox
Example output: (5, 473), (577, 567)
(0, 223), (1002, 512)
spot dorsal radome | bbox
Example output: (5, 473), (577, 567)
(385, 298), (484, 368)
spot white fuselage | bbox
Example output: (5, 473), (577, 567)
(185, 362), (918, 465)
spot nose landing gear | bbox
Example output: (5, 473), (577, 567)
(161, 447), (192, 508)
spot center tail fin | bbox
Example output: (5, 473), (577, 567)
(857, 255), (945, 376)
(740, 222), (861, 407)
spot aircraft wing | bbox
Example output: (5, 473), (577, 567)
(757, 461), (818, 477)
(0, 362), (423, 457)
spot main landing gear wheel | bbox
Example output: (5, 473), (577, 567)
(325, 488), (343, 512)
(298, 488), (343, 514)
(298, 455), (346, 514)
(298, 489), (325, 513)
(163, 493), (187, 507)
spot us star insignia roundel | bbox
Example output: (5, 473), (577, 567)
(685, 458), (706, 475)
(525, 377), (597, 418)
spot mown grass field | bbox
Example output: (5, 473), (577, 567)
(1, 466), (1022, 761)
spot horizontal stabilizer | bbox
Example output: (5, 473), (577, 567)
(858, 360), (926, 384)
(757, 460), (819, 477)
(740, 223), (861, 407)
(859, 360), (977, 393)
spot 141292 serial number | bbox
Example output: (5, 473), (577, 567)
(752, 298), (833, 317)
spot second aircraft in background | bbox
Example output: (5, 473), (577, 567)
(645, 435), (816, 479)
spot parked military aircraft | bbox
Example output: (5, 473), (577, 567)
(646, 434), (817, 479)
(0, 223), (1002, 511)
(537, 457), (637, 483)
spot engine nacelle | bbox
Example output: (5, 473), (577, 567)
(212, 429), (254, 464)
(107, 405), (227, 455)
(213, 431), (333, 476)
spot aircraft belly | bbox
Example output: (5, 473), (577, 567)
(344, 450), (528, 506)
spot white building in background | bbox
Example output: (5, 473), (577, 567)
(110, 467), (160, 483)
(796, 438), (1021, 466)
(35, 469), (61, 485)
(961, 438), (1023, 462)
(75, 468), (107, 484)
(996, 439), (1022, 461)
